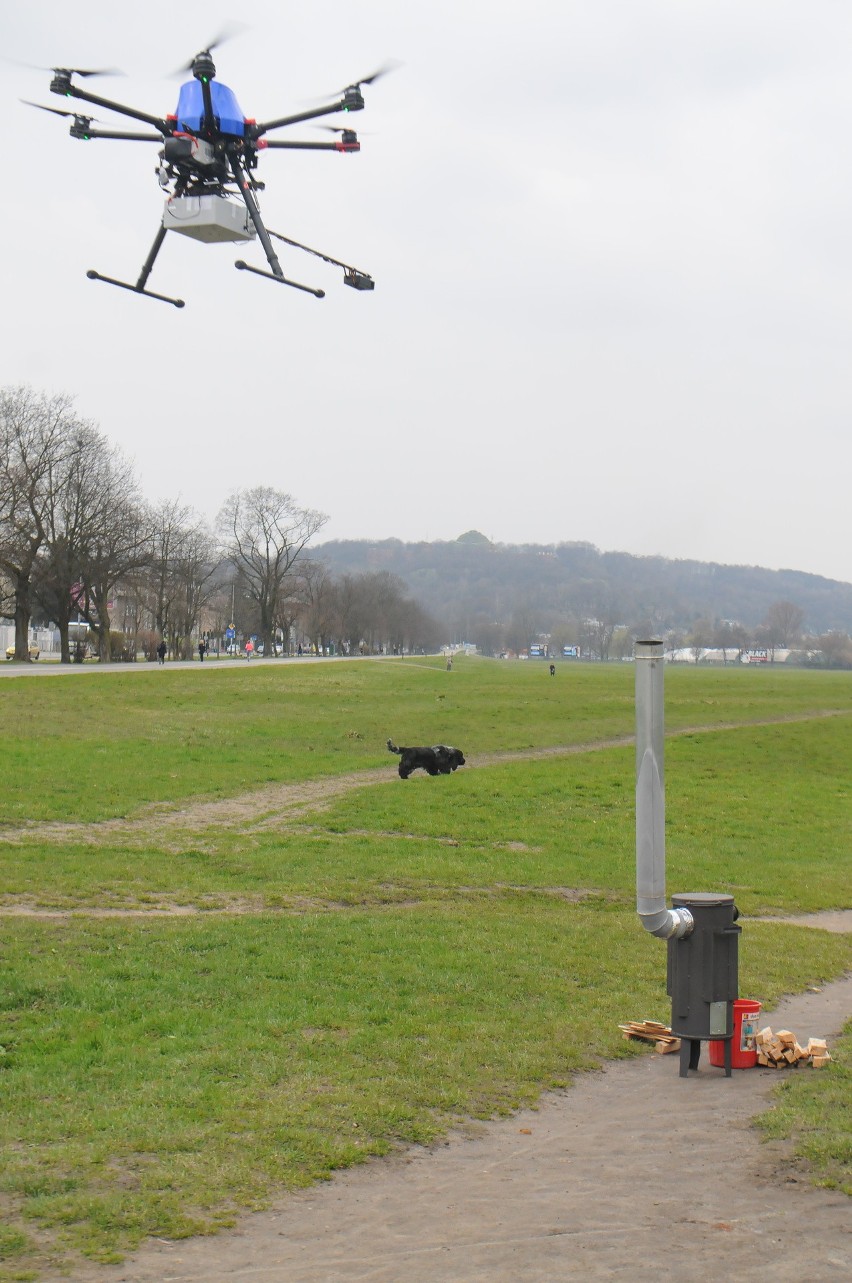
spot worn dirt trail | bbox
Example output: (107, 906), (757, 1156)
(63, 959), (851, 1283)
(0, 709), (846, 850)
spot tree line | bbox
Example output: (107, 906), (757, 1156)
(5, 386), (848, 668)
(0, 386), (439, 662)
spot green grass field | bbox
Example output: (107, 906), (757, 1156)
(0, 657), (850, 1279)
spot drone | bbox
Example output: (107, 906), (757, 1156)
(23, 37), (388, 307)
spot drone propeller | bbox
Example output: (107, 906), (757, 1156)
(51, 65), (122, 78)
(171, 21), (248, 75)
(21, 99), (99, 122)
(334, 61), (399, 95)
(4, 56), (122, 77)
(314, 125), (373, 135)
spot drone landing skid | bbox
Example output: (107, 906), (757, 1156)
(86, 269), (185, 308)
(234, 260), (325, 298)
(87, 224), (185, 307)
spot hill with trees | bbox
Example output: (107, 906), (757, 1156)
(314, 533), (852, 658)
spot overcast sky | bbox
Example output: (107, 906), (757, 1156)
(2, 1), (851, 584)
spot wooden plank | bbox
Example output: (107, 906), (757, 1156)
(655, 1038), (681, 1055)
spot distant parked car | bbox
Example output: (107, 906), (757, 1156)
(5, 644), (40, 660)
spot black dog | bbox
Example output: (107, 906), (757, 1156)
(386, 739), (466, 780)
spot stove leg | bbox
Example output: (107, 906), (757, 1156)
(724, 1037), (732, 1077)
(679, 1038), (690, 1077)
(679, 1037), (701, 1077)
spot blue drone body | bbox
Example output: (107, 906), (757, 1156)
(174, 79), (247, 138)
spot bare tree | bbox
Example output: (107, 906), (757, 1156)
(815, 631), (852, 669)
(357, 571), (410, 653)
(148, 498), (187, 639)
(688, 617), (713, 665)
(390, 596), (441, 654)
(75, 450), (150, 661)
(548, 617), (581, 659)
(218, 487), (328, 655)
(761, 600), (805, 650)
(317, 569), (439, 656)
(0, 389), (153, 664)
(0, 387), (81, 659)
(297, 561), (338, 655)
(330, 572), (370, 655)
(170, 523), (221, 659)
(0, 568), (14, 622)
(712, 619), (750, 665)
(147, 499), (220, 658)
(504, 603), (539, 656)
(36, 419), (111, 662)
(469, 616), (506, 658)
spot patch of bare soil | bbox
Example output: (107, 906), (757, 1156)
(748, 910), (852, 934)
(1, 709), (844, 850)
(0, 885), (601, 920)
(59, 974), (852, 1283)
(0, 767), (391, 848)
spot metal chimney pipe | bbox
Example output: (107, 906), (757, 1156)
(635, 640), (693, 940)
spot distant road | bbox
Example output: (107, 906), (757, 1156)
(0, 655), (377, 679)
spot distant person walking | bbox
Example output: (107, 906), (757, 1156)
(157, 640), (167, 665)
(245, 639), (254, 662)
(198, 639), (206, 662)
(446, 656), (453, 671)
(549, 663), (556, 677)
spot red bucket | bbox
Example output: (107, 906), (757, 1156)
(709, 998), (762, 1069)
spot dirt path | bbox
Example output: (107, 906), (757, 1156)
(64, 962), (851, 1283)
(1, 709), (846, 849)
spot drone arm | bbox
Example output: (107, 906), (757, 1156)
(253, 99), (352, 137)
(80, 129), (164, 142)
(56, 82), (168, 133)
(262, 139), (360, 152)
(268, 229), (364, 273)
(267, 228), (374, 291)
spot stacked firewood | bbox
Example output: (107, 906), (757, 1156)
(755, 1026), (831, 1068)
(619, 1019), (681, 1055)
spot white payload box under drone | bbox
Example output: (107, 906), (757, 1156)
(162, 194), (256, 243)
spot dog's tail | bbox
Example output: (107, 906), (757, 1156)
(386, 739), (401, 756)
